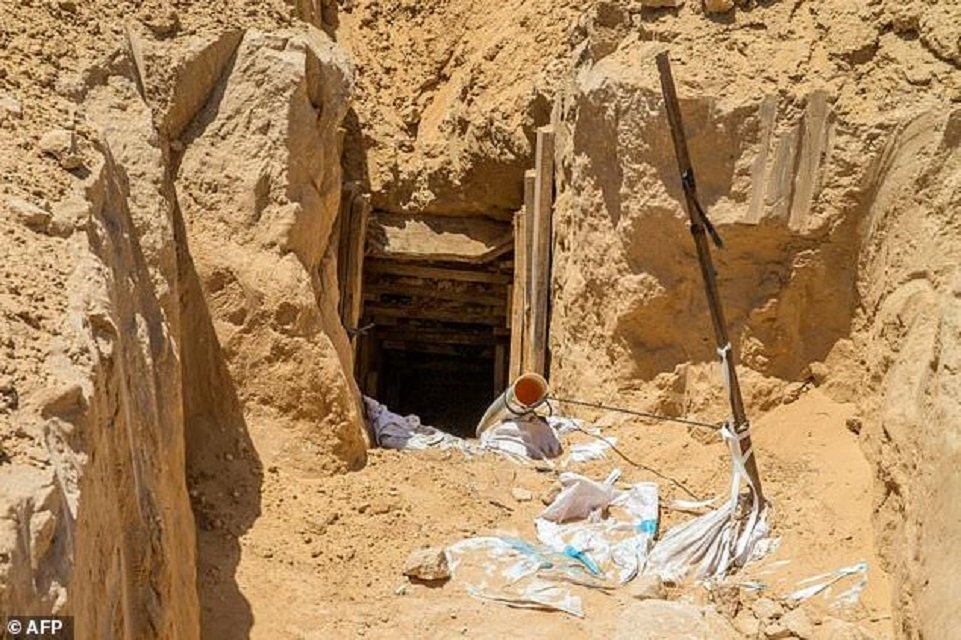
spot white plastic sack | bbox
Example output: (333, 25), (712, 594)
(645, 422), (772, 582)
(479, 416), (562, 460)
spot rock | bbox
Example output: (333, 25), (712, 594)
(782, 607), (814, 639)
(540, 482), (561, 505)
(614, 600), (739, 640)
(403, 547), (450, 582)
(753, 597), (784, 622)
(764, 621), (793, 639)
(629, 574), (665, 600)
(39, 128), (83, 170)
(0, 93), (22, 122)
(511, 487), (533, 502)
(704, 0), (734, 12)
(733, 609), (761, 637)
(0, 377), (18, 413)
(142, 8), (181, 38)
(637, 0), (684, 6)
(6, 196), (51, 232)
(807, 362), (829, 385)
(845, 416), (862, 435)
(57, 0), (77, 12)
(708, 582), (742, 618)
(49, 197), (90, 237)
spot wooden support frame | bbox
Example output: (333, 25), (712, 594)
(528, 127), (555, 377)
(364, 260), (512, 285)
(338, 184), (370, 363)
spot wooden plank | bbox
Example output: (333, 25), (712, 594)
(367, 211), (513, 264)
(337, 182), (361, 321)
(365, 259), (512, 284)
(365, 305), (504, 326)
(521, 170), (536, 372)
(374, 329), (498, 346)
(343, 191), (370, 360)
(494, 343), (507, 395)
(363, 283), (506, 308)
(381, 340), (494, 358)
(529, 127), (555, 377)
(509, 208), (527, 381)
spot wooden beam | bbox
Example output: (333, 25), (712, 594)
(529, 127), (555, 377)
(344, 194), (370, 359)
(509, 207), (528, 381)
(363, 283), (507, 308)
(365, 304), (504, 326)
(365, 259), (512, 284)
(521, 170), (536, 372)
(375, 329), (499, 346)
(337, 182), (360, 321)
(381, 339), (494, 358)
(494, 343), (507, 396)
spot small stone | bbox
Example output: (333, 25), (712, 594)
(403, 546), (451, 582)
(540, 482), (561, 506)
(370, 497), (394, 515)
(511, 487), (533, 502)
(807, 362), (829, 385)
(704, 0), (733, 12)
(57, 0), (77, 12)
(0, 93), (22, 121)
(39, 128), (83, 170)
(6, 196), (51, 232)
(845, 416), (863, 435)
(638, 0), (684, 6)
(733, 609), (760, 637)
(142, 8), (180, 38)
(753, 597), (784, 622)
(629, 574), (664, 600)
(0, 377), (18, 413)
(49, 197), (90, 237)
(764, 621), (792, 639)
(782, 607), (814, 639)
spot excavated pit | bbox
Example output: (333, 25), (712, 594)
(2, 0), (960, 638)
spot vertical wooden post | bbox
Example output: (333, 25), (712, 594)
(656, 52), (765, 504)
(529, 126), (555, 377)
(494, 342), (507, 396)
(521, 170), (537, 373)
(508, 209), (527, 381)
(343, 193), (370, 362)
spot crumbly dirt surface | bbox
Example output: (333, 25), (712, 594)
(194, 388), (890, 639)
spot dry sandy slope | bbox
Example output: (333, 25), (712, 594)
(206, 388), (889, 639)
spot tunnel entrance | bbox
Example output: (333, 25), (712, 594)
(342, 208), (517, 438)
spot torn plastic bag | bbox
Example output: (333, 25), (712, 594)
(568, 435), (617, 463)
(535, 482), (660, 585)
(538, 469), (621, 523)
(446, 536), (585, 617)
(788, 561), (868, 605)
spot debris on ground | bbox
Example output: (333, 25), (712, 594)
(403, 546), (451, 583)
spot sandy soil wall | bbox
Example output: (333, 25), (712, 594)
(0, 3), (367, 636)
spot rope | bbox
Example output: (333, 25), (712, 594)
(568, 424), (703, 501)
(548, 396), (721, 430)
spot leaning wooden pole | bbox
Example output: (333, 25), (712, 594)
(655, 52), (765, 505)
